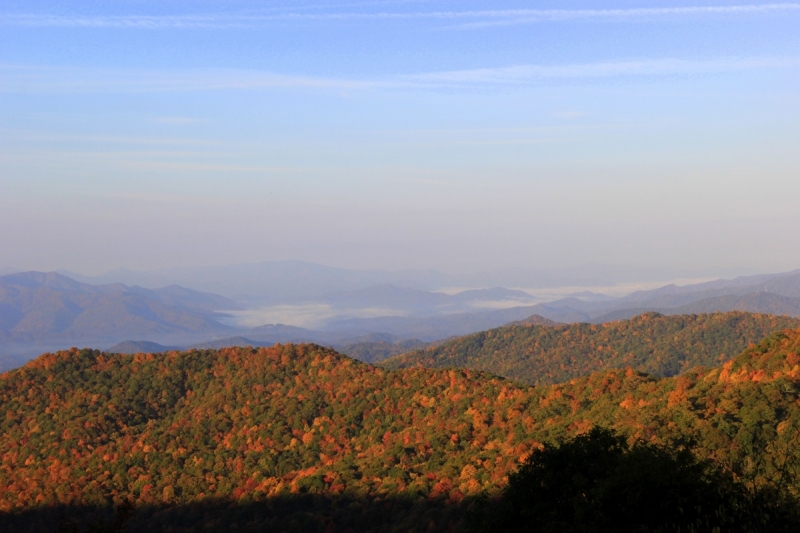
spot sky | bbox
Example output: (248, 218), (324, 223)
(1, 1), (799, 278)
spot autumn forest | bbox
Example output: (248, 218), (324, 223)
(3, 312), (800, 531)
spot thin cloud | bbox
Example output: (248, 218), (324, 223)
(0, 65), (379, 93)
(0, 131), (221, 146)
(2, 4), (799, 29)
(1, 14), (225, 29)
(402, 57), (800, 85)
(1, 57), (798, 94)
(450, 4), (800, 29)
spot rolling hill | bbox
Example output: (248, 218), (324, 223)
(3, 330), (800, 531)
(382, 312), (800, 385)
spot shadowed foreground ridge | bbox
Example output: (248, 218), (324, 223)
(2, 332), (800, 531)
(467, 427), (800, 533)
(1, 495), (466, 533)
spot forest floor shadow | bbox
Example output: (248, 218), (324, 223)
(0, 493), (469, 533)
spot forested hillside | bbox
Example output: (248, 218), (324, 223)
(2, 330), (800, 531)
(382, 312), (800, 385)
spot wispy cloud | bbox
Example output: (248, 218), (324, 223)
(447, 4), (800, 29)
(0, 65), (377, 93)
(2, 4), (798, 29)
(0, 131), (221, 146)
(401, 57), (800, 85)
(2, 56), (798, 94)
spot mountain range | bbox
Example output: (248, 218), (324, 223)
(58, 260), (453, 304)
(0, 271), (542, 370)
(49, 260), (752, 304)
(249, 269), (800, 342)
(4, 267), (800, 372)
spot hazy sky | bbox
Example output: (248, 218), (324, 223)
(2, 1), (799, 277)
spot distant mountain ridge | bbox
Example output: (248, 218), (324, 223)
(59, 260), (756, 304)
(517, 270), (800, 323)
(53, 263), (800, 329)
(591, 293), (800, 323)
(60, 260), (454, 304)
(0, 271), (238, 346)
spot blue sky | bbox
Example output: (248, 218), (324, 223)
(1, 1), (799, 278)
